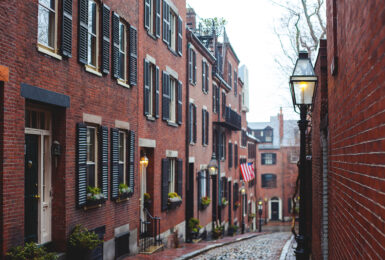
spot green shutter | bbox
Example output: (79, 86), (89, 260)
(161, 158), (169, 211)
(78, 0), (88, 64)
(111, 128), (119, 199)
(61, 0), (72, 57)
(144, 59), (150, 115)
(128, 130), (135, 195)
(112, 12), (120, 78)
(76, 123), (87, 207)
(177, 159), (183, 197)
(99, 126), (108, 199)
(129, 26), (138, 85)
(101, 4), (110, 74)
(144, 0), (150, 30)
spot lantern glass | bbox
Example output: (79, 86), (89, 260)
(291, 79), (316, 105)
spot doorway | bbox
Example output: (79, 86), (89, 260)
(24, 108), (52, 244)
(269, 197), (281, 221)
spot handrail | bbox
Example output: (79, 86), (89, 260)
(140, 207), (162, 251)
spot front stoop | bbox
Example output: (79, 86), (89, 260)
(139, 244), (164, 255)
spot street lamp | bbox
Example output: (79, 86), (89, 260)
(289, 51), (317, 260)
(240, 186), (246, 234)
(264, 197), (268, 224)
(258, 200), (263, 232)
(139, 154), (149, 168)
(208, 153), (218, 176)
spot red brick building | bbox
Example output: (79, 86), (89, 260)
(311, 1), (385, 258)
(0, 0), (140, 258)
(248, 109), (299, 223)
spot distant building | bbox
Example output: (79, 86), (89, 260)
(248, 108), (299, 222)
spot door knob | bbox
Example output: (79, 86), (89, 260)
(34, 194), (40, 199)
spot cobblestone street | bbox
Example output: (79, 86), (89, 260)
(191, 232), (292, 260)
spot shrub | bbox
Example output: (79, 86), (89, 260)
(6, 242), (57, 260)
(68, 225), (102, 252)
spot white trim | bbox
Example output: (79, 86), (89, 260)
(203, 105), (207, 110)
(164, 0), (178, 14)
(85, 66), (103, 77)
(114, 224), (130, 236)
(139, 138), (156, 148)
(189, 98), (194, 103)
(83, 113), (102, 125)
(227, 177), (232, 181)
(37, 46), (62, 60)
(200, 164), (207, 170)
(220, 172), (225, 177)
(25, 128), (51, 136)
(115, 120), (130, 130)
(269, 197), (282, 221)
(166, 150), (178, 157)
(117, 79), (131, 89)
(189, 157), (195, 163)
(146, 54), (156, 64)
(166, 66), (178, 79)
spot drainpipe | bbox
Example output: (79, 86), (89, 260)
(185, 32), (191, 242)
(321, 132), (328, 260)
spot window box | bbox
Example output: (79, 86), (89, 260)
(234, 201), (241, 209)
(221, 198), (228, 208)
(200, 196), (211, 210)
(168, 199), (182, 210)
(85, 186), (106, 209)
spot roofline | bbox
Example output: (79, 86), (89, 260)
(186, 28), (216, 64)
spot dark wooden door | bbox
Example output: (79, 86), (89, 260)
(25, 134), (39, 242)
(271, 202), (279, 220)
(228, 181), (231, 224)
(186, 163), (194, 240)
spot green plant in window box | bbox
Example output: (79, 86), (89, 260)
(68, 225), (102, 260)
(168, 192), (182, 209)
(234, 201), (241, 208)
(200, 196), (211, 210)
(6, 242), (57, 260)
(118, 183), (132, 199)
(221, 197), (228, 207)
(86, 186), (105, 206)
(248, 213), (256, 220)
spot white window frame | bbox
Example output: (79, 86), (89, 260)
(169, 11), (177, 51)
(118, 130), (127, 184)
(148, 63), (157, 116)
(37, 0), (58, 53)
(87, 0), (99, 69)
(118, 21), (127, 82)
(86, 125), (98, 187)
(169, 77), (177, 123)
(149, 0), (155, 35)
(168, 158), (176, 193)
(201, 171), (207, 197)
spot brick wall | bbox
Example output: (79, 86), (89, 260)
(325, 0), (385, 258)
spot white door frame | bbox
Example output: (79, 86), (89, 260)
(140, 164), (147, 221)
(268, 197), (282, 221)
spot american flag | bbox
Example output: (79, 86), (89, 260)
(240, 162), (255, 182)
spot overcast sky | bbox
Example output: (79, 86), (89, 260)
(186, 0), (300, 123)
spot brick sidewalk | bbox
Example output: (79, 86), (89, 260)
(124, 232), (269, 260)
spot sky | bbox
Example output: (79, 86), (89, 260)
(186, 0), (300, 123)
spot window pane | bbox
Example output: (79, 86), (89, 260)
(88, 35), (97, 66)
(119, 132), (124, 162)
(38, 5), (55, 48)
(87, 164), (95, 187)
(119, 23), (125, 52)
(89, 1), (97, 34)
(87, 128), (95, 162)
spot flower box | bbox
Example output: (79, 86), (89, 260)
(168, 199), (182, 210)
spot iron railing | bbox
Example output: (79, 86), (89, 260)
(223, 106), (242, 130)
(139, 208), (161, 252)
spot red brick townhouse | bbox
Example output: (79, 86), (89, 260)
(248, 109), (299, 223)
(136, 0), (187, 252)
(0, 0), (140, 258)
(310, 0), (385, 258)
(185, 8), (257, 237)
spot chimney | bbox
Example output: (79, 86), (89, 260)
(279, 107), (284, 143)
(186, 8), (197, 30)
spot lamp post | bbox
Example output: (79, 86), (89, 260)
(264, 197), (268, 224)
(240, 186), (246, 234)
(208, 153), (218, 234)
(258, 200), (263, 232)
(289, 51), (317, 260)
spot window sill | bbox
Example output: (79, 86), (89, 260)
(146, 31), (158, 40)
(189, 142), (195, 146)
(117, 79), (131, 89)
(146, 115), (156, 121)
(167, 46), (179, 57)
(202, 91), (208, 95)
(37, 45), (62, 60)
(85, 66), (102, 77)
(190, 82), (196, 87)
(167, 121), (178, 127)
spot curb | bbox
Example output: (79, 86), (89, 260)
(279, 234), (295, 260)
(176, 232), (269, 260)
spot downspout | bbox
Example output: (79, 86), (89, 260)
(185, 32), (191, 240)
(321, 131), (328, 260)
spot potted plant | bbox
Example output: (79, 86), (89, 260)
(144, 192), (151, 208)
(200, 196), (211, 210)
(227, 224), (239, 236)
(188, 218), (203, 240)
(68, 225), (102, 260)
(86, 186), (105, 206)
(118, 183), (132, 199)
(248, 213), (256, 220)
(168, 192), (182, 209)
(212, 226), (224, 239)
(221, 197), (228, 208)
(234, 201), (241, 209)
(6, 242), (57, 260)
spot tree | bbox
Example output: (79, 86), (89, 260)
(271, 0), (326, 77)
(198, 17), (227, 37)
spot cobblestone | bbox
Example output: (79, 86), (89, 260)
(191, 232), (291, 260)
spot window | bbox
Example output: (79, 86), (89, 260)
(202, 109), (209, 146)
(162, 1), (182, 55)
(144, 0), (160, 37)
(86, 126), (98, 187)
(248, 143), (256, 158)
(265, 128), (273, 142)
(118, 131), (126, 184)
(222, 92), (226, 118)
(228, 62), (232, 85)
(234, 144), (238, 167)
(234, 69), (237, 96)
(169, 11), (177, 51)
(219, 132), (226, 160)
(200, 171), (207, 197)
(169, 77), (177, 123)
(189, 103), (197, 144)
(162, 72), (182, 125)
(261, 153), (277, 165)
(87, 0), (98, 68)
(289, 151), (299, 164)
(213, 128), (218, 156)
(144, 60), (159, 118)
(202, 61), (209, 93)
(189, 48), (196, 84)
(168, 159), (176, 193)
(212, 84), (219, 113)
(228, 142), (233, 168)
(38, 0), (57, 50)
(241, 130), (247, 147)
(118, 21), (127, 81)
(261, 174), (277, 188)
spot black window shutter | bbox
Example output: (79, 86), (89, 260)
(193, 51), (197, 84)
(111, 128), (119, 200)
(99, 126), (109, 200)
(206, 64), (209, 93)
(205, 111), (209, 145)
(233, 183), (238, 203)
(177, 80), (182, 125)
(101, 4), (110, 74)
(155, 0), (161, 37)
(228, 143), (232, 168)
(177, 16), (183, 56)
(112, 12), (120, 78)
(62, 0), (72, 58)
(198, 171), (202, 204)
(128, 130), (135, 194)
(206, 171), (210, 198)
(202, 109), (205, 145)
(212, 84), (215, 112)
(216, 86), (220, 114)
(162, 1), (169, 44)
(78, 0), (88, 64)
(193, 104), (197, 143)
(273, 153), (277, 164)
(77, 123), (87, 207)
(262, 153), (266, 164)
(222, 92), (226, 118)
(162, 71), (170, 121)
(155, 66), (160, 118)
(234, 144), (238, 167)
(144, 59), (150, 116)
(129, 26), (138, 85)
(144, 0), (150, 30)
(177, 159), (183, 197)
(188, 47), (192, 83)
(202, 60), (205, 93)
(188, 103), (192, 142)
(234, 70), (237, 96)
(161, 158), (169, 211)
